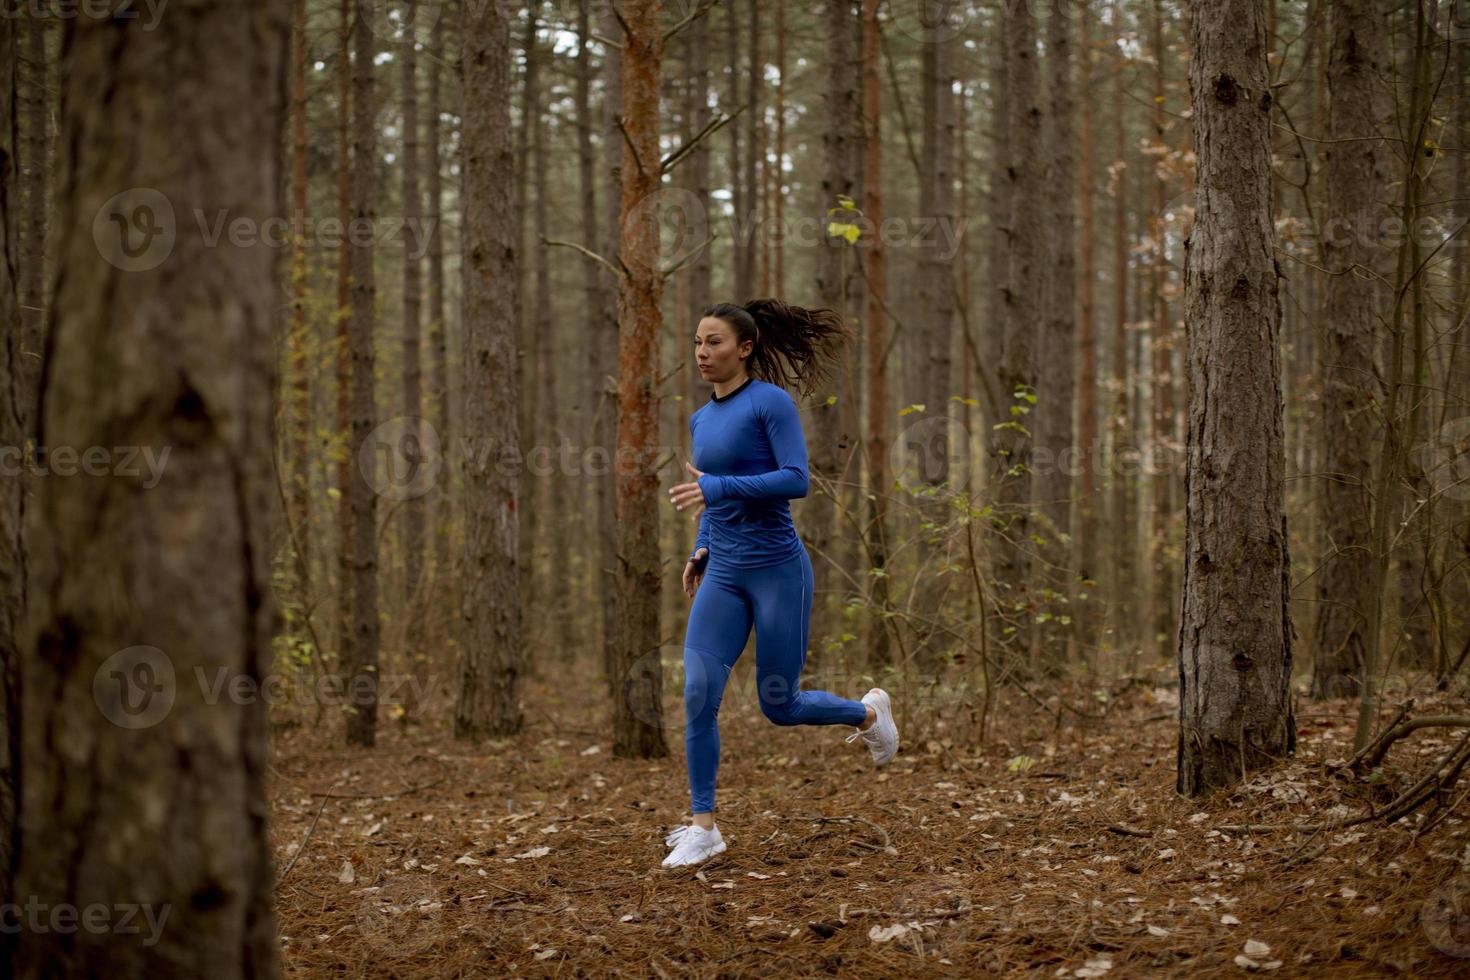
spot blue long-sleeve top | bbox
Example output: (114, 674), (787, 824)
(686, 376), (809, 570)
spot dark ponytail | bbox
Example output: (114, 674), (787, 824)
(702, 298), (854, 400)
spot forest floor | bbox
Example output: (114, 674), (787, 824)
(268, 661), (1470, 978)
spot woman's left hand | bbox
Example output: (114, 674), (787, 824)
(668, 460), (707, 521)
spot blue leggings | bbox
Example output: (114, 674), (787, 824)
(682, 544), (868, 814)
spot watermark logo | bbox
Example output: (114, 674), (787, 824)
(1419, 417), (1470, 503)
(624, 646), (702, 734)
(92, 646), (176, 731)
(889, 412), (974, 494)
(622, 185), (710, 277)
(1422, 876), (1470, 958)
(357, 874), (441, 956)
(872, 878), (973, 957)
(93, 188), (176, 273)
(887, 0), (974, 44)
(91, 646), (432, 729)
(93, 187), (435, 272)
(361, 416), (442, 501)
(362, 0), (447, 46)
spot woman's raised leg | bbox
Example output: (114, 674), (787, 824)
(748, 547), (868, 728)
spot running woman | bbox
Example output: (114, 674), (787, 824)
(661, 299), (899, 869)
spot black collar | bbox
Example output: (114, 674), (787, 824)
(711, 376), (754, 403)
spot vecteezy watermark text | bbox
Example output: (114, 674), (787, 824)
(0, 898), (171, 948)
(93, 187), (437, 272)
(0, 0), (168, 31)
(0, 444), (170, 488)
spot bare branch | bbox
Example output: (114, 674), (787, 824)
(661, 106), (744, 175)
(543, 236), (623, 280)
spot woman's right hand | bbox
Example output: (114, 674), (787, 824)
(682, 548), (709, 598)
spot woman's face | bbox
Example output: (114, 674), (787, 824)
(694, 317), (751, 384)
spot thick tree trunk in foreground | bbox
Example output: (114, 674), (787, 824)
(0, 8), (23, 916)
(456, 0), (524, 740)
(15, 3), (289, 973)
(612, 0), (667, 758)
(1177, 0), (1295, 797)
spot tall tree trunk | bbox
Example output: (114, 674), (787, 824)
(1177, 0), (1295, 796)
(574, 0), (603, 668)
(596, 0), (622, 689)
(997, 0), (1044, 667)
(456, 0), (525, 740)
(1396, 2), (1441, 673)
(1148, 0), (1176, 657)
(335, 0), (354, 677)
(774, 0), (786, 299)
(17, 8), (45, 441)
(1313, 0), (1386, 698)
(401, 0), (426, 664)
(16, 3), (289, 971)
(345, 0), (380, 748)
(744, 0), (761, 300)
(1076, 0), (1100, 662)
(516, 2), (542, 655)
(861, 0), (891, 668)
(612, 0), (667, 758)
(1352, 0), (1435, 749)
(914, 12), (958, 666)
(0, 4), (23, 917)
(1037, 0), (1079, 669)
(528, 3), (568, 666)
(811, 0), (858, 656)
(427, 8), (451, 605)
(288, 0), (312, 592)
(726, 0), (749, 301)
(1445, 16), (1470, 681)
(1109, 0), (1135, 663)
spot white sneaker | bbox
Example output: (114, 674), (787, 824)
(844, 688), (898, 766)
(661, 823), (726, 868)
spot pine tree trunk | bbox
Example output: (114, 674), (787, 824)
(456, 0), (525, 740)
(1446, 24), (1470, 681)
(345, 2), (380, 748)
(16, 3), (289, 971)
(1148, 0), (1176, 658)
(861, 0), (891, 668)
(574, 0), (603, 666)
(997, 0), (1044, 667)
(516, 3), (542, 656)
(612, 0), (668, 758)
(596, 0), (622, 690)
(334, 0), (354, 679)
(401, 0), (426, 662)
(17, 8), (45, 441)
(1076, 0), (1100, 662)
(289, 0), (312, 596)
(811, 0), (858, 657)
(1037, 0), (1079, 669)
(1177, 0), (1296, 796)
(1312, 0), (1386, 698)
(0, 8), (23, 916)
(914, 15), (958, 666)
(427, 10), (451, 605)
(1109, 1), (1135, 662)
